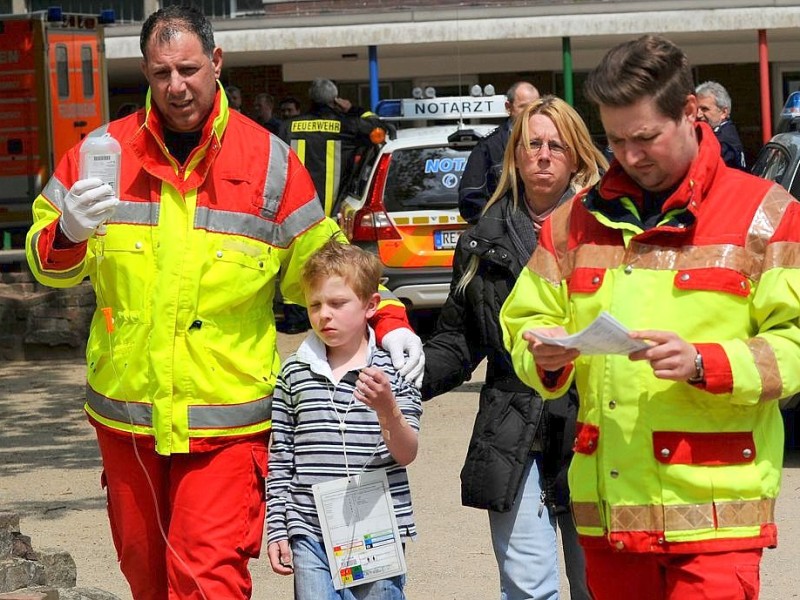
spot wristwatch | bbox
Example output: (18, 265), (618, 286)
(687, 351), (705, 384)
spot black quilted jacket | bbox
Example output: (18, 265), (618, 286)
(421, 196), (577, 513)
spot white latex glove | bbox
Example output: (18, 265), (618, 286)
(59, 178), (119, 243)
(382, 328), (425, 388)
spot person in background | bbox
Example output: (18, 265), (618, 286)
(254, 92), (282, 135)
(502, 35), (800, 600)
(280, 78), (387, 218)
(696, 80), (747, 170)
(279, 95), (302, 120)
(267, 240), (422, 600)
(458, 81), (540, 223)
(24, 6), (423, 599)
(278, 80), (388, 334)
(423, 96), (605, 600)
(226, 84), (242, 111)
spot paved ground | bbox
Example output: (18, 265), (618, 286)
(1, 334), (799, 599)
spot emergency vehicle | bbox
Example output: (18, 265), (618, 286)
(338, 91), (507, 310)
(0, 9), (110, 248)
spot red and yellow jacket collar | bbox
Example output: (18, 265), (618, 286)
(124, 80), (230, 194)
(597, 122), (723, 211)
(583, 122), (725, 235)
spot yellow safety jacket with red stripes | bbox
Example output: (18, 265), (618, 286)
(25, 85), (408, 456)
(501, 123), (800, 553)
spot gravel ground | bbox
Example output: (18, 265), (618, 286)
(1, 335), (798, 599)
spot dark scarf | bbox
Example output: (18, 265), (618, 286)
(506, 186), (575, 263)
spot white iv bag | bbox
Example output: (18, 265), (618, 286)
(80, 133), (122, 195)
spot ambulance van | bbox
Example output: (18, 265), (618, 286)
(0, 10), (109, 249)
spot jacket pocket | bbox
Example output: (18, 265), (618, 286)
(567, 267), (604, 296)
(573, 421), (599, 455)
(673, 268), (750, 297)
(653, 431), (755, 465)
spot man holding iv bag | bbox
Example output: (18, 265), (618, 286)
(24, 5), (423, 599)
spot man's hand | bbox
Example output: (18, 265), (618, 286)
(267, 540), (293, 575)
(381, 328), (424, 387)
(60, 178), (119, 243)
(628, 330), (697, 381)
(522, 327), (580, 372)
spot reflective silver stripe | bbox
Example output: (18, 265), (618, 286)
(379, 288), (401, 302)
(28, 229), (86, 280)
(195, 199), (324, 248)
(745, 185), (789, 265)
(261, 136), (290, 219)
(188, 396), (272, 429)
(86, 386), (153, 427)
(42, 176), (69, 211)
(108, 200), (160, 226)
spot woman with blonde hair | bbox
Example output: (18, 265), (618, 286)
(422, 96), (607, 600)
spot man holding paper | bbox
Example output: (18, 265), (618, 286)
(501, 35), (800, 600)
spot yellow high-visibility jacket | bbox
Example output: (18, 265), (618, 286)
(26, 86), (408, 455)
(501, 124), (800, 553)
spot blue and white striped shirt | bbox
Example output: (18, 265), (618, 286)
(266, 328), (422, 545)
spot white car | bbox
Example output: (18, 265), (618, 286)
(337, 94), (506, 310)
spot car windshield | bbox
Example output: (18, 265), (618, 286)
(751, 145), (790, 183)
(382, 146), (469, 211)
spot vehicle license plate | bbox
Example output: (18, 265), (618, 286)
(434, 229), (461, 250)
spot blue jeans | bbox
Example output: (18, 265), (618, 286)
(488, 454), (590, 600)
(290, 535), (406, 600)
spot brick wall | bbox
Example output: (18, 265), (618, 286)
(0, 271), (94, 361)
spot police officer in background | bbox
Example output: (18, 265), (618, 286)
(458, 81), (540, 223)
(696, 80), (747, 171)
(280, 78), (387, 218)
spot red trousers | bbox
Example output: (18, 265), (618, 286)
(95, 427), (268, 600)
(584, 546), (763, 600)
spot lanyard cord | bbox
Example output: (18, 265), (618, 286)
(325, 381), (355, 477)
(325, 377), (382, 481)
(92, 227), (209, 600)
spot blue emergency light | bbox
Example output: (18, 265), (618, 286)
(781, 91), (800, 118)
(46, 7), (62, 21)
(375, 100), (402, 119)
(99, 9), (116, 24)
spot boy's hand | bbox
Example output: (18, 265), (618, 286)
(268, 540), (294, 575)
(355, 366), (396, 416)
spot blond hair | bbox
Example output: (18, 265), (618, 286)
(302, 239), (383, 301)
(456, 95), (607, 294)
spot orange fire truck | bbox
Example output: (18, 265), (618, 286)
(0, 10), (109, 249)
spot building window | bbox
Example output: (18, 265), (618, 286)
(81, 44), (94, 98)
(55, 44), (69, 99)
(163, 0), (230, 18)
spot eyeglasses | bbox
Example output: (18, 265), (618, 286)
(526, 139), (569, 157)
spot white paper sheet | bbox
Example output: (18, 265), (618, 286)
(528, 311), (650, 355)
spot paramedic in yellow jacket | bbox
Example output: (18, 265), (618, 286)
(501, 35), (800, 600)
(25, 6), (423, 600)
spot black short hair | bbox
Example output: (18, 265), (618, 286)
(140, 4), (215, 59)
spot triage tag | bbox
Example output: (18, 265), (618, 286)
(312, 468), (406, 590)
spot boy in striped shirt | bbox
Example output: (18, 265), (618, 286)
(267, 240), (422, 599)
